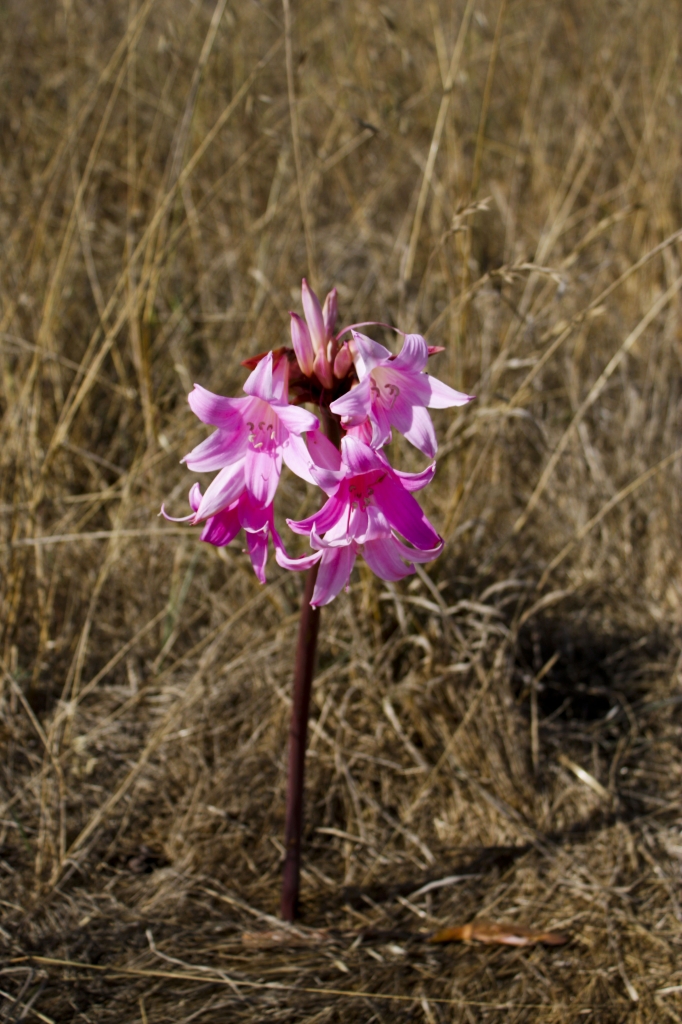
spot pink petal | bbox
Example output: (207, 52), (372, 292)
(341, 435), (384, 475)
(272, 523), (323, 571)
(274, 545), (322, 572)
(369, 398), (393, 450)
(159, 505), (196, 523)
(189, 482), (202, 512)
(282, 433), (316, 484)
(276, 403), (319, 435)
(188, 384), (248, 427)
(245, 528), (269, 584)
(344, 419), (374, 445)
(399, 404), (438, 458)
(350, 331), (392, 377)
(311, 545), (357, 606)
(195, 461), (245, 520)
(270, 351), (290, 403)
(362, 504), (392, 541)
(382, 365), (431, 406)
(183, 426), (247, 471)
(307, 429), (342, 472)
(290, 313), (315, 376)
(373, 474), (441, 549)
(393, 462), (436, 492)
(243, 351), (275, 401)
(302, 279), (326, 352)
(392, 333), (429, 373)
(390, 534), (444, 563)
(330, 378), (372, 424)
(426, 375), (475, 408)
(348, 503), (369, 541)
(362, 536), (415, 581)
(244, 447), (282, 506)
(238, 495), (271, 532)
(287, 492), (346, 536)
(200, 504), (241, 546)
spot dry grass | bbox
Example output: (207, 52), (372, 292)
(2, 0), (682, 1020)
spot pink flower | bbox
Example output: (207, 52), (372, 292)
(329, 331), (474, 457)
(163, 483), (319, 584)
(287, 434), (443, 606)
(181, 351), (319, 517)
(289, 279), (338, 387)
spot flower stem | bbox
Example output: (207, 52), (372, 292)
(280, 562), (321, 921)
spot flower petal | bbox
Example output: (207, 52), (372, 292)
(272, 523), (323, 571)
(188, 384), (248, 427)
(282, 433), (316, 484)
(311, 545), (357, 606)
(341, 435), (385, 475)
(200, 504), (241, 546)
(390, 534), (444, 563)
(350, 331), (392, 377)
(362, 536), (415, 581)
(238, 495), (271, 532)
(243, 350), (275, 401)
(426, 375), (475, 408)
(374, 473), (441, 549)
(391, 333), (429, 373)
(330, 377), (372, 424)
(189, 482), (202, 512)
(307, 429), (342, 471)
(276, 403), (319, 435)
(369, 397), (393, 450)
(195, 461), (245, 520)
(393, 462), (436, 492)
(399, 404), (438, 458)
(183, 426), (247, 471)
(245, 528), (269, 584)
(287, 491), (346, 536)
(244, 447), (282, 506)
(274, 545), (322, 572)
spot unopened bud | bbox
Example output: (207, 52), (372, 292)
(301, 278), (325, 353)
(290, 312), (315, 376)
(322, 287), (338, 337)
(333, 341), (353, 379)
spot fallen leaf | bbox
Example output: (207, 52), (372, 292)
(428, 919), (568, 947)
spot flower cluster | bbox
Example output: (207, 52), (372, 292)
(162, 281), (473, 606)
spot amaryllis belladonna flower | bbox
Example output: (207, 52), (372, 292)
(181, 350), (318, 516)
(330, 331), (474, 457)
(287, 433), (443, 606)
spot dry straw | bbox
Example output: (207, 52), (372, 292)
(1, 0), (682, 1020)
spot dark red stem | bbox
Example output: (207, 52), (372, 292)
(280, 562), (321, 921)
(280, 411), (339, 922)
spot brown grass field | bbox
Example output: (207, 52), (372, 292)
(2, 0), (682, 1019)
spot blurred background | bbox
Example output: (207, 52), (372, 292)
(1, 1), (682, 1020)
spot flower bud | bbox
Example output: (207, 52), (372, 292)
(290, 312), (315, 376)
(333, 341), (353, 379)
(313, 345), (334, 389)
(301, 278), (326, 353)
(322, 287), (338, 338)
